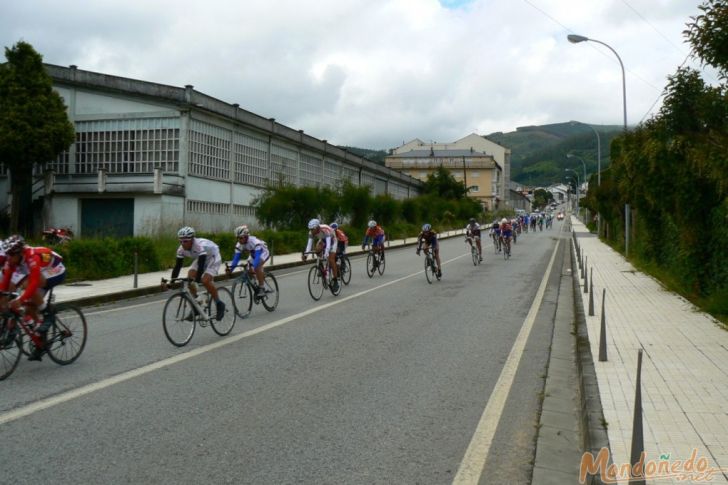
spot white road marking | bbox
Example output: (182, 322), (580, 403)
(452, 239), (561, 484)
(0, 253), (467, 426)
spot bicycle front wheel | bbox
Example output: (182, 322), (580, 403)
(471, 246), (478, 266)
(211, 287), (237, 336)
(261, 273), (279, 312)
(162, 293), (196, 347)
(366, 253), (376, 278)
(0, 321), (21, 381)
(339, 256), (352, 285)
(308, 266), (325, 301)
(424, 256), (434, 284)
(232, 279), (253, 319)
(46, 306), (88, 365)
(377, 252), (385, 275)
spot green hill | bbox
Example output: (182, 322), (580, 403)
(485, 122), (623, 187)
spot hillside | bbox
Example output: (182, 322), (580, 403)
(486, 122), (623, 187)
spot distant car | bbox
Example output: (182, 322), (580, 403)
(557, 212), (564, 220)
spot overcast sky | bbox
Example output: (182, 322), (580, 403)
(1, 0), (715, 150)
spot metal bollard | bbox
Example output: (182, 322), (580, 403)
(584, 262), (589, 293)
(599, 289), (607, 362)
(133, 251), (138, 289)
(270, 241), (274, 266)
(630, 349), (646, 485)
(588, 271), (595, 316)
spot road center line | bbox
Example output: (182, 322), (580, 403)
(0, 253), (467, 426)
(452, 239), (561, 484)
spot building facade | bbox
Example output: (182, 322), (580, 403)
(0, 64), (422, 237)
(384, 148), (502, 211)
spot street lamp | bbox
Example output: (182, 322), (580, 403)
(567, 34), (627, 131)
(565, 169), (580, 213)
(566, 153), (588, 187)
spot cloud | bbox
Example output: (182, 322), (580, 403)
(0, 0), (711, 149)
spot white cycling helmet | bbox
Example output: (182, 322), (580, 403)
(501, 218), (508, 224)
(422, 223), (431, 231)
(368, 220), (377, 228)
(308, 218), (320, 230)
(235, 225), (250, 237)
(177, 226), (195, 240)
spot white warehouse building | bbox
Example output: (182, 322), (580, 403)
(1, 64), (422, 237)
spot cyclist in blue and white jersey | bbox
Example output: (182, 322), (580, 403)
(227, 225), (269, 298)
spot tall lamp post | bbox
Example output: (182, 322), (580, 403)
(565, 169), (580, 214)
(566, 153), (588, 186)
(567, 34), (627, 131)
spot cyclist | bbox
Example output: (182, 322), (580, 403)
(227, 225), (269, 299)
(163, 226), (225, 321)
(489, 220), (501, 252)
(0, 235), (66, 360)
(330, 222), (349, 257)
(465, 217), (483, 262)
(302, 218), (339, 292)
(500, 218), (513, 255)
(416, 223), (442, 277)
(361, 220), (385, 262)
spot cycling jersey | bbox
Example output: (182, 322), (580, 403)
(466, 223), (481, 238)
(363, 225), (385, 248)
(0, 246), (65, 302)
(230, 235), (269, 271)
(171, 237), (222, 280)
(417, 230), (438, 250)
(334, 229), (348, 255)
(500, 222), (513, 238)
(305, 224), (335, 257)
(490, 223), (501, 235)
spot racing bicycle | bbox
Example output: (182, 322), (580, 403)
(305, 252), (342, 300)
(227, 261), (279, 319)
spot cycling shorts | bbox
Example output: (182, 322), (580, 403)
(502, 230), (513, 239)
(190, 255), (222, 277)
(372, 234), (385, 247)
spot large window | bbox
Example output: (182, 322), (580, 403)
(189, 120), (231, 180)
(300, 152), (322, 187)
(73, 118), (180, 175)
(270, 143), (297, 185)
(233, 132), (268, 186)
(323, 158), (340, 188)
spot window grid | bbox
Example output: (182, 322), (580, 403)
(75, 119), (180, 174)
(233, 204), (257, 217)
(341, 165), (358, 184)
(300, 152), (322, 187)
(187, 199), (230, 214)
(233, 132), (269, 187)
(323, 159), (340, 188)
(360, 172), (377, 190)
(189, 120), (231, 180)
(270, 143), (297, 185)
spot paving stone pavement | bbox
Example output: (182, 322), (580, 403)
(572, 217), (728, 485)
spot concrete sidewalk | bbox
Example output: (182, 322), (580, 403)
(50, 229), (465, 306)
(572, 217), (728, 484)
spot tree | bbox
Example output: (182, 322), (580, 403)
(423, 166), (468, 199)
(532, 189), (553, 209)
(0, 41), (74, 234)
(685, 0), (728, 79)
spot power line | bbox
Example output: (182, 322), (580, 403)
(620, 0), (689, 57)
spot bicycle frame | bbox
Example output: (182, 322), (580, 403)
(0, 291), (46, 349)
(164, 278), (213, 323)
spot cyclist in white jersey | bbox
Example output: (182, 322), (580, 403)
(163, 226), (225, 320)
(302, 218), (339, 292)
(227, 225), (270, 298)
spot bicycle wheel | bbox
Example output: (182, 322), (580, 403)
(366, 252), (376, 278)
(162, 293), (197, 347)
(424, 255), (434, 284)
(471, 246), (478, 266)
(232, 279), (253, 319)
(46, 306), (88, 365)
(377, 252), (385, 275)
(0, 321), (21, 381)
(493, 237), (499, 254)
(308, 266), (325, 301)
(339, 256), (352, 285)
(260, 273), (279, 312)
(211, 287), (237, 336)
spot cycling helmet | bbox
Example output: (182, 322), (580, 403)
(308, 218), (320, 230)
(235, 225), (250, 237)
(469, 218), (476, 224)
(422, 223), (431, 232)
(5, 235), (25, 254)
(330, 222), (338, 230)
(501, 218), (508, 224)
(177, 226), (195, 240)
(368, 220), (377, 228)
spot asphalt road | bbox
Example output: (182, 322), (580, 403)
(0, 223), (568, 485)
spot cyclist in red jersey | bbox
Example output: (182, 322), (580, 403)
(0, 235), (66, 360)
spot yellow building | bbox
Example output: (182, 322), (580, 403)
(385, 148), (502, 211)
